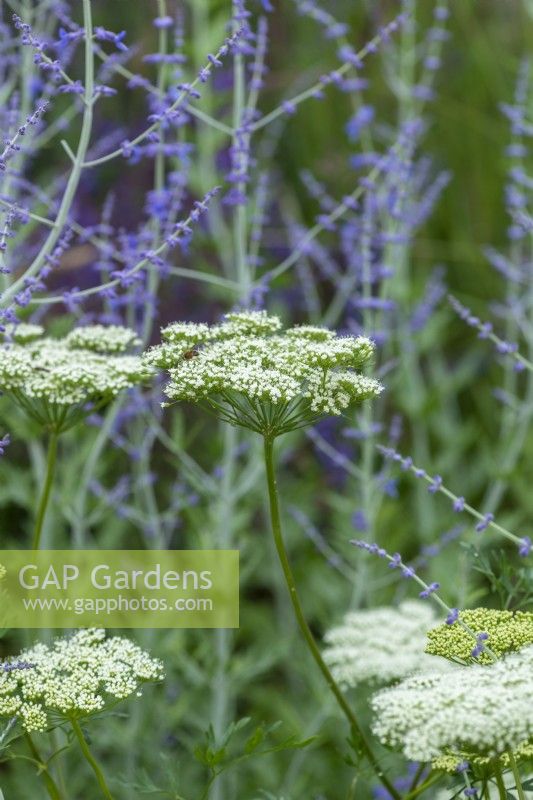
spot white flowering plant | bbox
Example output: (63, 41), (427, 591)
(0, 629), (164, 800)
(145, 310), (381, 436)
(371, 647), (533, 786)
(0, 324), (150, 549)
(323, 601), (449, 688)
(0, 323), (149, 432)
(147, 310), (403, 798)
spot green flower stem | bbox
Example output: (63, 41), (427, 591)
(32, 428), (59, 551)
(493, 759), (507, 800)
(407, 763), (426, 793)
(403, 773), (442, 800)
(508, 751), (526, 800)
(262, 436), (401, 800)
(24, 732), (63, 800)
(70, 718), (114, 800)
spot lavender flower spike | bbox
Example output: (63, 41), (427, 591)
(378, 445), (530, 556)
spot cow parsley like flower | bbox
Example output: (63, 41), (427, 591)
(426, 607), (533, 664)
(0, 629), (164, 732)
(323, 601), (449, 687)
(371, 646), (533, 767)
(145, 310), (381, 436)
(0, 324), (150, 431)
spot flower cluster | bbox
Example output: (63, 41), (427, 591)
(371, 646), (533, 766)
(145, 311), (381, 435)
(426, 608), (533, 664)
(0, 629), (164, 732)
(323, 601), (449, 688)
(0, 325), (150, 420)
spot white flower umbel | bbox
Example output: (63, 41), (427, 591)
(0, 324), (151, 549)
(0, 629), (164, 733)
(323, 601), (448, 688)
(371, 645), (533, 767)
(145, 310), (381, 436)
(148, 312), (396, 798)
(0, 324), (149, 430)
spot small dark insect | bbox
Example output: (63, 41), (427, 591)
(183, 348), (199, 360)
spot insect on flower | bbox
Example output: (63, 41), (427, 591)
(182, 347), (200, 360)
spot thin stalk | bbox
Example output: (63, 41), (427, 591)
(140, 0), (168, 344)
(1, 0), (94, 308)
(210, 425), (238, 800)
(493, 759), (507, 800)
(403, 772), (442, 800)
(262, 436), (400, 800)
(70, 718), (114, 800)
(407, 763), (426, 793)
(24, 733), (63, 800)
(71, 401), (121, 547)
(32, 429), (59, 550)
(508, 751), (526, 800)
(232, 28), (250, 298)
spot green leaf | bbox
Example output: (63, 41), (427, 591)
(244, 725), (266, 754)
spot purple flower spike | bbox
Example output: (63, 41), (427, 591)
(428, 475), (442, 494)
(453, 496), (465, 512)
(475, 513), (494, 533)
(446, 608), (459, 625)
(153, 16), (173, 28)
(471, 631), (490, 659)
(0, 434), (10, 456)
(419, 581), (440, 599)
(518, 536), (532, 557)
(389, 552), (402, 569)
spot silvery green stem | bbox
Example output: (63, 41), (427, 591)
(140, 0), (168, 343)
(210, 425), (238, 800)
(33, 429), (59, 551)
(71, 401), (121, 547)
(262, 435), (401, 800)
(1, 0), (94, 309)
(232, 35), (250, 298)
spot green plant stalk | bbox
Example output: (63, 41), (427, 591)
(32, 429), (59, 551)
(140, 0), (168, 344)
(493, 759), (507, 800)
(262, 435), (401, 800)
(1, 0), (94, 309)
(508, 751), (526, 800)
(25, 732), (63, 800)
(403, 773), (442, 800)
(70, 718), (114, 800)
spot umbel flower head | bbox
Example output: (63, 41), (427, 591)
(144, 311), (382, 437)
(0, 324), (150, 431)
(323, 601), (449, 688)
(0, 629), (164, 732)
(426, 607), (533, 664)
(370, 645), (533, 768)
